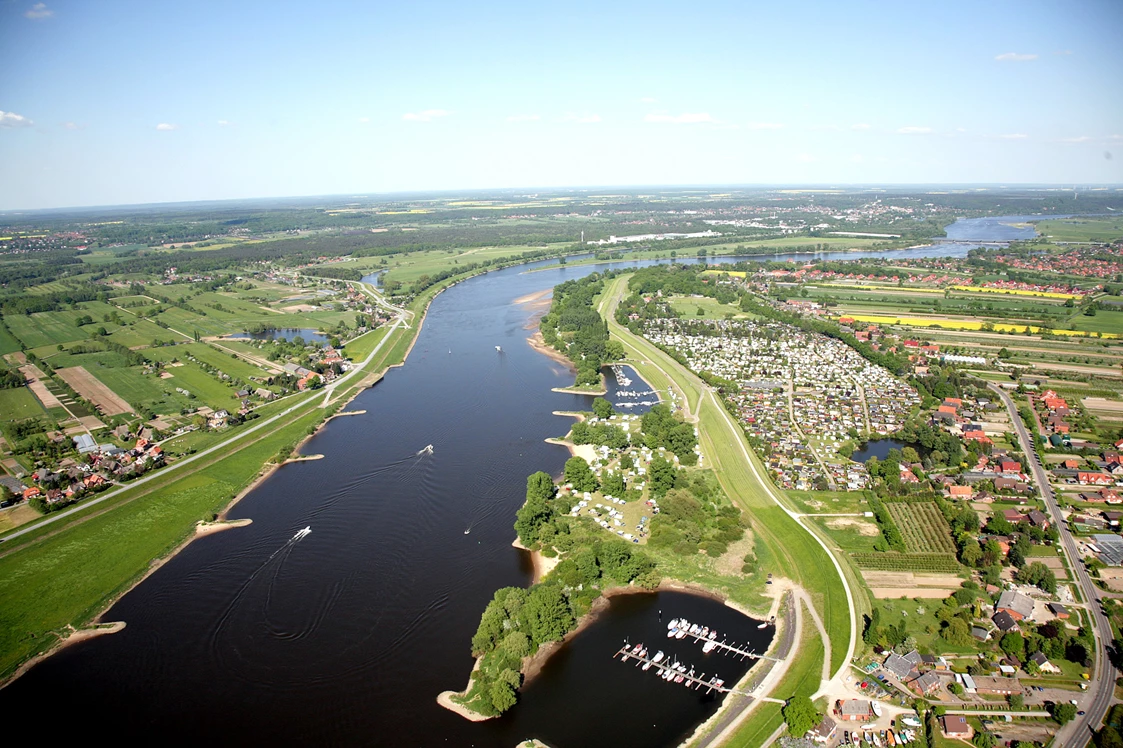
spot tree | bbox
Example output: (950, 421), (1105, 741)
(489, 679), (517, 713)
(591, 397), (614, 419)
(522, 584), (574, 645)
(648, 455), (678, 496)
(1051, 701), (1077, 724)
(563, 456), (597, 492)
(782, 694), (821, 737)
(942, 618), (973, 646)
(1008, 693), (1025, 710)
(973, 731), (997, 748)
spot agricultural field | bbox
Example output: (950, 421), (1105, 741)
(0, 387), (48, 422)
(885, 502), (957, 554)
(851, 552), (963, 574)
(54, 366), (134, 415)
(5, 311), (92, 348)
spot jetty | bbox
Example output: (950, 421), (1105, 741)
(614, 644), (743, 695)
(686, 632), (781, 663)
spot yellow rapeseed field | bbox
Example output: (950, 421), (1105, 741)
(948, 285), (1082, 300)
(834, 313), (1118, 339)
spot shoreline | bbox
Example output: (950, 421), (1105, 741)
(439, 578), (770, 723)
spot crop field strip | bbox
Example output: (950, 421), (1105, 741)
(851, 552), (963, 573)
(885, 501), (958, 554)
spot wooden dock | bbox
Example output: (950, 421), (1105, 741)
(684, 631), (781, 663)
(613, 645), (748, 696)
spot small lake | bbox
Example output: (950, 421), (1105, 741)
(229, 328), (330, 344)
(851, 438), (919, 463)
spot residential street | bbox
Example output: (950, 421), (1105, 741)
(990, 384), (1117, 746)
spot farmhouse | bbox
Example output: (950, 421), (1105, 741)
(996, 590), (1035, 621)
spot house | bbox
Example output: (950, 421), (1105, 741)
(1079, 472), (1114, 486)
(884, 652), (917, 680)
(993, 611), (1019, 633)
(1104, 511), (1123, 527)
(1028, 510), (1050, 529)
(1048, 603), (1070, 619)
(910, 671), (943, 696)
(1000, 460), (1022, 474)
(1062, 458), (1082, 470)
(996, 590), (1035, 621)
(1003, 508), (1026, 524)
(948, 485), (973, 499)
(971, 626), (991, 641)
(973, 676), (1021, 695)
(941, 715), (972, 739)
(1029, 652), (1061, 674)
(807, 716), (838, 744)
(837, 700), (875, 721)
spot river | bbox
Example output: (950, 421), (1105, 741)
(3, 232), (1010, 745)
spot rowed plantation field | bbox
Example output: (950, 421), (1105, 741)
(851, 552), (963, 574)
(886, 501), (957, 554)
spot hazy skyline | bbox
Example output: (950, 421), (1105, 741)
(2, 0), (1122, 210)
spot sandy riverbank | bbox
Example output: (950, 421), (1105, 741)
(526, 331), (574, 369)
(512, 538), (560, 584)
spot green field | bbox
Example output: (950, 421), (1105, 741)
(6, 311), (92, 348)
(379, 244), (560, 285)
(1068, 310), (1123, 334)
(1035, 216), (1123, 242)
(668, 295), (755, 321)
(0, 387), (48, 422)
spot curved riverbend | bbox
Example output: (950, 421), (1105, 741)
(2, 245), (972, 745)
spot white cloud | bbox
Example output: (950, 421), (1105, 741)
(639, 97), (657, 104)
(1056, 49), (1073, 55)
(1060, 136), (1091, 143)
(808, 123), (840, 132)
(61, 121), (83, 130)
(897, 126), (933, 135)
(155, 123), (178, 131)
(995, 52), (1037, 62)
(999, 133), (1028, 139)
(563, 113), (601, 124)
(24, 2), (53, 19)
(0, 111), (34, 128)
(644, 112), (714, 124)
(402, 109), (450, 122)
(217, 119), (231, 126)
(795, 153), (815, 163)
(357, 117), (370, 124)
(506, 114), (540, 122)
(747, 121), (784, 130)
(850, 154), (865, 163)
(850, 123), (871, 131)
(1109, 134), (1123, 141)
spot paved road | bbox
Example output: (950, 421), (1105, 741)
(0, 310), (406, 546)
(990, 383), (1117, 747)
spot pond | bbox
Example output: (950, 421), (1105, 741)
(851, 438), (922, 463)
(229, 328), (330, 344)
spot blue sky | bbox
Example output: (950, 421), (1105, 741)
(1, 0), (1121, 209)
